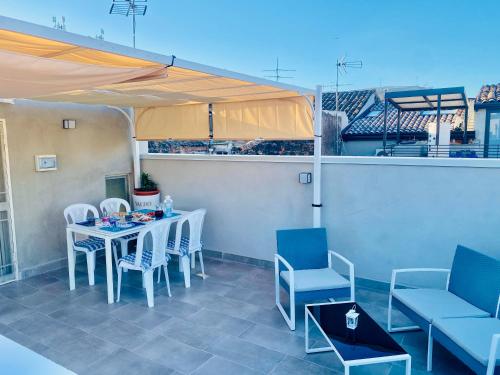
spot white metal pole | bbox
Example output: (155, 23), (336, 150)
(107, 106), (141, 188)
(313, 85), (323, 227)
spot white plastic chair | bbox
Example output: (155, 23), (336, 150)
(99, 198), (137, 271)
(116, 220), (172, 307)
(165, 209), (207, 288)
(64, 203), (106, 286)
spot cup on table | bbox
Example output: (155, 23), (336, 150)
(154, 209), (164, 220)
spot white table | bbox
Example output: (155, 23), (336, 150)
(66, 210), (187, 304)
(0, 335), (75, 375)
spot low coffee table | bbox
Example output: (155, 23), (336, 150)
(305, 301), (411, 375)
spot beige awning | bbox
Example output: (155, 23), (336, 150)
(0, 15), (314, 140)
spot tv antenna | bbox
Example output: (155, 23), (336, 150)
(109, 0), (148, 48)
(263, 58), (295, 82)
(52, 16), (66, 31)
(95, 28), (105, 41)
(333, 56), (362, 155)
(335, 56), (362, 113)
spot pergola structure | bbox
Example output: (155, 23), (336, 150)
(383, 87), (469, 149)
(0, 15), (324, 226)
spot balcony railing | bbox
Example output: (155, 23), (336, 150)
(382, 144), (500, 158)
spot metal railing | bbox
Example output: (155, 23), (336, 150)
(382, 144), (500, 159)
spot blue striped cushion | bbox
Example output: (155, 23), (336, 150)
(122, 233), (138, 240)
(167, 236), (190, 256)
(119, 251), (170, 269)
(74, 238), (105, 252)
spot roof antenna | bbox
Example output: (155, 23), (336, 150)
(335, 55), (362, 154)
(52, 16), (67, 31)
(109, 0), (148, 48)
(263, 57), (295, 82)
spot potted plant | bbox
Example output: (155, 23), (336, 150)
(132, 172), (160, 210)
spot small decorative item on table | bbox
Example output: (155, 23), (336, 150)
(346, 304), (359, 330)
(125, 214), (133, 222)
(345, 304), (359, 343)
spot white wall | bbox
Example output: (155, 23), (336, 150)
(142, 155), (313, 261)
(0, 100), (132, 277)
(143, 154), (500, 283)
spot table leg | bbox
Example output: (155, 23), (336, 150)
(104, 238), (114, 304)
(66, 228), (75, 290)
(405, 357), (411, 375)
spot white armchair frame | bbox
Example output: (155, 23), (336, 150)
(275, 254), (295, 330)
(487, 334), (500, 375)
(388, 268), (451, 333)
(388, 268), (451, 372)
(275, 250), (355, 331)
(328, 250), (355, 301)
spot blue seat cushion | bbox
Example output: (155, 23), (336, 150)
(433, 317), (500, 366)
(74, 238), (105, 252)
(119, 250), (170, 269)
(280, 268), (350, 292)
(392, 288), (490, 323)
(167, 236), (190, 256)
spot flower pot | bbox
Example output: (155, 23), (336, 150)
(132, 189), (160, 210)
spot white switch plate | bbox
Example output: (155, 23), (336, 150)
(35, 155), (57, 171)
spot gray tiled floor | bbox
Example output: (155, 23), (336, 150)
(0, 256), (473, 374)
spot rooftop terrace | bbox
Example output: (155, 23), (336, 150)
(0, 255), (472, 375)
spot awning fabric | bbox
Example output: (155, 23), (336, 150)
(0, 16), (314, 140)
(0, 49), (165, 98)
(135, 104), (209, 140)
(213, 97), (313, 140)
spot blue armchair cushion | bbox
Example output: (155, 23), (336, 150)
(280, 268), (350, 293)
(392, 288), (489, 322)
(276, 228), (328, 271)
(433, 317), (500, 366)
(449, 245), (500, 316)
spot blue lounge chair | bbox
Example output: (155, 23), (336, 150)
(388, 245), (500, 372)
(275, 228), (354, 330)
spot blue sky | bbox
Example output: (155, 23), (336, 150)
(2, 0), (498, 96)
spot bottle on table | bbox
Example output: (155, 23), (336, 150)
(163, 195), (173, 217)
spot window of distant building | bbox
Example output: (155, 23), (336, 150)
(367, 110), (382, 117)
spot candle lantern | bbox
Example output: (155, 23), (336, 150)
(345, 304), (359, 330)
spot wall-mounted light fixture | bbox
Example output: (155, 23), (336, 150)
(62, 119), (76, 129)
(299, 172), (312, 184)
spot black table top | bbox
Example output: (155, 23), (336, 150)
(307, 302), (407, 362)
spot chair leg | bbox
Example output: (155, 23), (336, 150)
(387, 293), (421, 333)
(191, 253), (196, 269)
(163, 265), (172, 297)
(144, 270), (154, 308)
(120, 239), (128, 273)
(274, 261), (295, 330)
(427, 324), (433, 372)
(86, 251), (96, 286)
(181, 255), (191, 288)
(198, 251), (206, 279)
(116, 266), (123, 302)
(157, 266), (161, 284)
(112, 243), (119, 272)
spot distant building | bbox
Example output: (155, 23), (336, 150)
(474, 84), (500, 157)
(326, 88), (474, 156)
